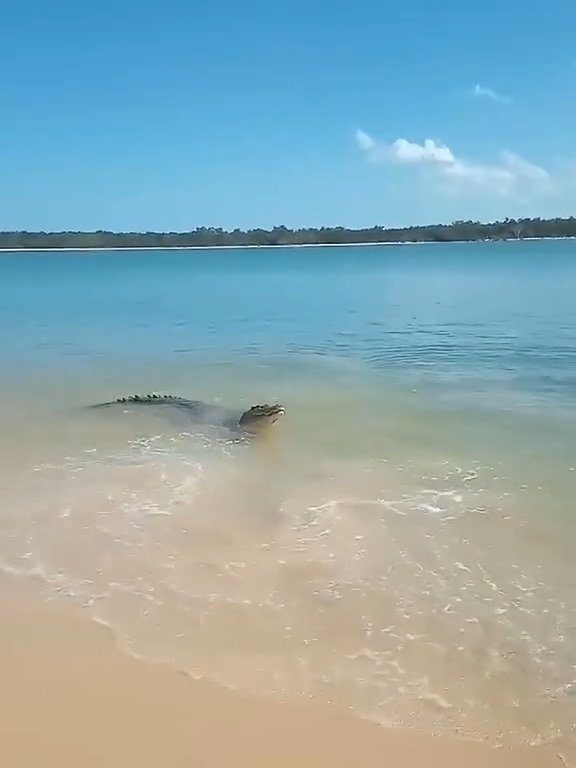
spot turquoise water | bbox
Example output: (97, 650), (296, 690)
(1, 241), (576, 752)
(1, 241), (575, 400)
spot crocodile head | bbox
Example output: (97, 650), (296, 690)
(238, 404), (285, 434)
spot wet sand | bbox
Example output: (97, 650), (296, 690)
(0, 577), (560, 768)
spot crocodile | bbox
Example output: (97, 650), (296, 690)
(93, 394), (285, 436)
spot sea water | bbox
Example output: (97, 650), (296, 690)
(1, 240), (575, 751)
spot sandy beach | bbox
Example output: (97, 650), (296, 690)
(0, 576), (562, 768)
(0, 235), (574, 253)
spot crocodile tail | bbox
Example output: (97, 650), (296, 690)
(115, 394), (184, 404)
(90, 393), (187, 409)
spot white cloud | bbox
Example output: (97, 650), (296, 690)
(355, 131), (455, 165)
(355, 128), (553, 198)
(471, 84), (510, 104)
(391, 138), (455, 165)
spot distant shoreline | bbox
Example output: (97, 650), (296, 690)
(2, 216), (575, 251)
(0, 236), (574, 253)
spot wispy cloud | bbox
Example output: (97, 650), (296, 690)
(355, 129), (553, 198)
(354, 128), (377, 153)
(471, 84), (511, 104)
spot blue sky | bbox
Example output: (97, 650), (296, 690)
(2, 0), (575, 231)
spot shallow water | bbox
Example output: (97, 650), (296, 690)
(1, 242), (575, 752)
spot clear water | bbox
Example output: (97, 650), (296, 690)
(1, 241), (575, 752)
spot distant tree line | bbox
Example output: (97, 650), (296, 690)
(1, 217), (575, 249)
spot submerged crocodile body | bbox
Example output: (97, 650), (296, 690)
(93, 394), (285, 435)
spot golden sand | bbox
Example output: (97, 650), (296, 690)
(0, 577), (561, 768)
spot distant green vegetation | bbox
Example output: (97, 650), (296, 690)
(1, 217), (575, 249)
